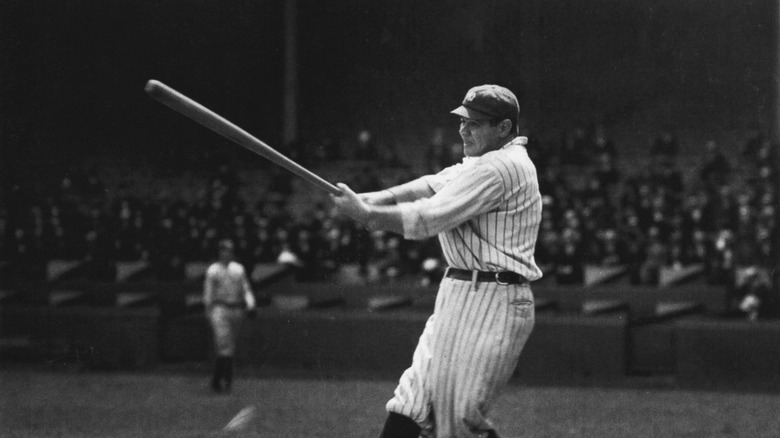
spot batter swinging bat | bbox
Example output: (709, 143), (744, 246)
(144, 79), (342, 196)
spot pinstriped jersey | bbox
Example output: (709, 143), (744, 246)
(204, 261), (253, 306)
(397, 136), (543, 281)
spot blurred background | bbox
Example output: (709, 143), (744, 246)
(1, 0), (780, 385)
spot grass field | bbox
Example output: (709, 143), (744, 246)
(2, 366), (780, 438)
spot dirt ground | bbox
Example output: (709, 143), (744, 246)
(2, 367), (780, 438)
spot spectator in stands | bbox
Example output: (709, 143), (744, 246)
(42, 209), (69, 261)
(353, 129), (378, 161)
(742, 132), (776, 173)
(538, 160), (567, 202)
(370, 232), (405, 282)
(595, 228), (623, 266)
(708, 229), (736, 285)
(699, 140), (732, 191)
(267, 169), (294, 203)
(621, 214), (647, 285)
(351, 166), (383, 193)
(424, 126), (450, 173)
(8, 122), (775, 304)
(560, 126), (591, 165)
(554, 228), (584, 285)
(648, 157), (685, 205)
(640, 226), (667, 285)
(83, 225), (117, 282)
(667, 228), (687, 269)
(705, 185), (738, 233)
(289, 227), (323, 281)
(590, 123), (617, 163)
(726, 266), (779, 321)
(249, 226), (280, 265)
(7, 227), (45, 282)
(318, 222), (344, 277)
(686, 229), (710, 267)
(232, 222), (253, 266)
(591, 152), (621, 194)
(149, 216), (185, 282)
(650, 130), (679, 166)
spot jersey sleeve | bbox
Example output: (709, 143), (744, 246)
(203, 264), (217, 306)
(397, 161), (505, 240)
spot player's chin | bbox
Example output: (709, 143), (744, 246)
(463, 145), (479, 156)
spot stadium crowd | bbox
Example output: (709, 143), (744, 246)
(2, 126), (777, 310)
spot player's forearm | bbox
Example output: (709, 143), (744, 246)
(333, 183), (404, 234)
(362, 204), (405, 235)
(360, 190), (397, 205)
(386, 178), (435, 203)
(245, 294), (256, 309)
(244, 284), (256, 309)
(203, 284), (213, 308)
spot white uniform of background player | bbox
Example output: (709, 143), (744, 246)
(203, 238), (256, 393)
(332, 84), (542, 437)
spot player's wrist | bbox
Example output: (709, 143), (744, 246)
(361, 204), (375, 229)
(380, 190), (397, 205)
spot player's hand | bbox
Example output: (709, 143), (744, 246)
(331, 183), (370, 224)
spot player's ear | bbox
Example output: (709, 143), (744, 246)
(500, 119), (513, 137)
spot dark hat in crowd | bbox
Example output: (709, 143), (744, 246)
(451, 84), (519, 122)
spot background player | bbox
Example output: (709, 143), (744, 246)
(331, 84), (542, 437)
(203, 238), (257, 393)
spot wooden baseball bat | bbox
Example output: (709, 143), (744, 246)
(144, 79), (342, 196)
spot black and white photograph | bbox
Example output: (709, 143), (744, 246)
(2, 1), (780, 437)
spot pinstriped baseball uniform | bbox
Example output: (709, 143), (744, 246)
(386, 136), (542, 437)
(204, 260), (254, 356)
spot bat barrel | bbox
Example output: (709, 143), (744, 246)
(144, 80), (342, 196)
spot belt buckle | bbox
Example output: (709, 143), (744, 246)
(495, 272), (509, 285)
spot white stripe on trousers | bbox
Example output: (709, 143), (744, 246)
(386, 277), (535, 437)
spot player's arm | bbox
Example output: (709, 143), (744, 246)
(358, 163), (462, 205)
(362, 179), (435, 206)
(358, 189), (398, 206)
(332, 183), (404, 235)
(398, 164), (505, 240)
(203, 267), (215, 313)
(241, 268), (256, 310)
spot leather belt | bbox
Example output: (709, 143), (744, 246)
(445, 268), (528, 285)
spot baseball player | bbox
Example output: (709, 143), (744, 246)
(203, 238), (256, 393)
(331, 85), (542, 438)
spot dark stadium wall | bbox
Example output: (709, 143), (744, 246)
(1, 0), (775, 184)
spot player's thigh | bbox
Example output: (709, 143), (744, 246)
(458, 284), (535, 407)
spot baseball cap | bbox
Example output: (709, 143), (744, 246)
(451, 84), (519, 123)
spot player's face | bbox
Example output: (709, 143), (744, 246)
(458, 118), (504, 157)
(219, 247), (233, 262)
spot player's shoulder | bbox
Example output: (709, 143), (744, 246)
(228, 261), (246, 273)
(479, 143), (531, 171)
(206, 262), (222, 275)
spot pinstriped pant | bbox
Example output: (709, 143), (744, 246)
(208, 305), (245, 357)
(386, 277), (535, 437)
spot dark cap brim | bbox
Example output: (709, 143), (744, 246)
(450, 105), (494, 120)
